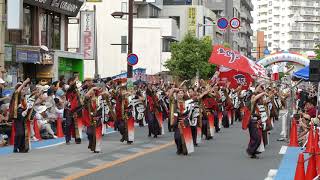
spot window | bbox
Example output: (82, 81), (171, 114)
(22, 5), (32, 45)
(40, 12), (47, 46)
(268, 10), (272, 14)
(121, 36), (127, 53)
(162, 38), (172, 52)
(268, 18), (272, 22)
(52, 14), (61, 50)
(268, 34), (272, 38)
(268, 26), (272, 30)
(40, 11), (61, 49)
(269, 1), (272, 6)
(121, 2), (127, 19)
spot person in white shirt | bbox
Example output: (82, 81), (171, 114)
(35, 106), (57, 139)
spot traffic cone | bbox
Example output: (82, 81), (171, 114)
(289, 119), (299, 147)
(294, 153), (306, 180)
(315, 128), (319, 152)
(33, 118), (42, 140)
(306, 125), (315, 153)
(56, 116), (64, 138)
(306, 148), (317, 180)
(9, 123), (15, 145)
(315, 128), (320, 174)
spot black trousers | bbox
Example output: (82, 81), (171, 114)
(190, 126), (197, 145)
(234, 108), (242, 122)
(213, 112), (220, 132)
(222, 111), (229, 128)
(174, 128), (183, 153)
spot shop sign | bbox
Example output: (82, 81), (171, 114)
(16, 50), (40, 63)
(41, 52), (54, 64)
(187, 7), (197, 36)
(4, 45), (13, 62)
(80, 11), (95, 60)
(24, 0), (84, 17)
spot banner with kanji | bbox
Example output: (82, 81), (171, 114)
(209, 45), (267, 77)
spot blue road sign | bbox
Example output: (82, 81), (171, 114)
(127, 53), (139, 66)
(217, 18), (228, 30)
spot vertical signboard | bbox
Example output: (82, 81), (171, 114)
(80, 11), (95, 60)
(7, 0), (23, 29)
(187, 7), (197, 36)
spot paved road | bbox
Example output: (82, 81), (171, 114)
(0, 116), (286, 180)
(77, 121), (285, 180)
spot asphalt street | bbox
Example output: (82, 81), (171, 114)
(79, 120), (285, 180)
(0, 116), (286, 180)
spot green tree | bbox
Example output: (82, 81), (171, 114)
(165, 34), (215, 80)
(316, 44), (320, 60)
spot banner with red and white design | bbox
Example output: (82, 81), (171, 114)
(209, 45), (267, 77)
(216, 66), (253, 90)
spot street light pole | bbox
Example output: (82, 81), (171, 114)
(127, 0), (133, 79)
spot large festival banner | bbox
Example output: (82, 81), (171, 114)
(127, 117), (135, 142)
(216, 67), (253, 90)
(182, 126), (194, 154)
(209, 45), (266, 77)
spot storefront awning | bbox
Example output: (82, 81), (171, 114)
(24, 0), (84, 17)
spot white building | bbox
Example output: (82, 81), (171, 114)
(254, 0), (320, 53)
(69, 0), (218, 78)
(68, 0), (179, 78)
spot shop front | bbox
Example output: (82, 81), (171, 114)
(53, 51), (84, 81)
(16, 45), (54, 83)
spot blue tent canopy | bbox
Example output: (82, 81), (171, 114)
(293, 66), (309, 80)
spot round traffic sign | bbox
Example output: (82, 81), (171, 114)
(217, 18), (228, 30)
(127, 53), (139, 66)
(230, 18), (240, 29)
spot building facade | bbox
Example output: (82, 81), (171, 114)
(206, 0), (254, 55)
(70, 0), (219, 78)
(5, 0), (84, 85)
(69, 0), (179, 78)
(251, 31), (266, 60)
(254, 0), (320, 53)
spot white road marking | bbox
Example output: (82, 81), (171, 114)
(35, 142), (65, 149)
(279, 146), (288, 155)
(268, 169), (278, 177)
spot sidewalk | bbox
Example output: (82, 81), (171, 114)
(274, 147), (304, 180)
(0, 128), (116, 156)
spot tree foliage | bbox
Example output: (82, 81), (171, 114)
(316, 44), (320, 60)
(165, 34), (215, 80)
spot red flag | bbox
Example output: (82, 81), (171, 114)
(209, 45), (266, 77)
(218, 67), (253, 90)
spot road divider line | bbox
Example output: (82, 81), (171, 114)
(63, 141), (175, 180)
(279, 146), (287, 155)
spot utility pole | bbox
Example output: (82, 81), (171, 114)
(127, 0), (133, 79)
(0, 0), (5, 74)
(94, 5), (99, 79)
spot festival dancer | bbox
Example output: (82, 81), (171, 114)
(9, 78), (31, 153)
(83, 87), (105, 153)
(64, 77), (83, 145)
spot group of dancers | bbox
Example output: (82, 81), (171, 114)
(8, 77), (287, 158)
